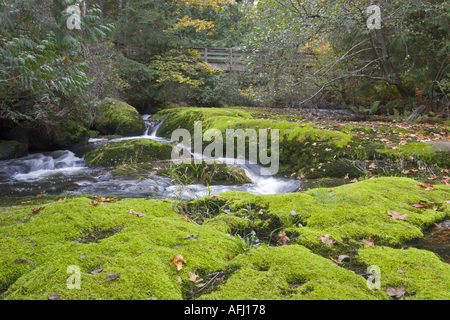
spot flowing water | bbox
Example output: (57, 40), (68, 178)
(0, 115), (300, 200)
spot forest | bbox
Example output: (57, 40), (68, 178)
(1, 0), (450, 301)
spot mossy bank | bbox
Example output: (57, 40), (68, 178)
(2, 177), (450, 300)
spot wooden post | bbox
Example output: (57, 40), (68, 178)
(229, 47), (233, 71)
(204, 47), (208, 63)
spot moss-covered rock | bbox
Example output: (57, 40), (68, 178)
(0, 197), (240, 300)
(198, 245), (386, 300)
(85, 138), (173, 167)
(5, 121), (89, 150)
(201, 177), (450, 249)
(52, 121), (90, 149)
(94, 98), (146, 137)
(0, 140), (28, 160)
(160, 162), (252, 186)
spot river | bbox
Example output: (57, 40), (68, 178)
(0, 115), (300, 200)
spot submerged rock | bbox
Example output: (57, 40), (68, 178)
(94, 98), (146, 136)
(0, 140), (28, 160)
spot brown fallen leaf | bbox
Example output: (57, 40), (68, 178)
(79, 254), (87, 259)
(361, 237), (374, 246)
(338, 255), (350, 262)
(434, 223), (444, 230)
(37, 194), (43, 198)
(209, 194), (220, 198)
(386, 285), (405, 299)
(107, 273), (121, 281)
(31, 207), (45, 213)
(330, 256), (342, 265)
(91, 201), (102, 206)
(172, 255), (186, 271)
(277, 232), (290, 246)
(397, 270), (406, 274)
(415, 183), (438, 191)
(225, 252), (232, 260)
(88, 268), (103, 275)
(387, 211), (408, 220)
(188, 271), (203, 284)
(350, 178), (358, 183)
(48, 294), (59, 300)
(444, 200), (450, 204)
(410, 202), (432, 209)
(401, 170), (410, 174)
(343, 173), (349, 179)
(317, 234), (336, 246)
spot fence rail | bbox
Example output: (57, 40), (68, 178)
(122, 45), (314, 71)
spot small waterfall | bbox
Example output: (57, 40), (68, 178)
(149, 121), (163, 138)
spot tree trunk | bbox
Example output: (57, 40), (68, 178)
(407, 105), (428, 123)
(99, 0), (105, 19)
(82, 1), (86, 16)
(117, 0), (123, 49)
(374, 29), (415, 99)
(123, 0), (130, 49)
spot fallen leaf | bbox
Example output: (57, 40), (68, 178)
(386, 285), (405, 299)
(415, 183), (438, 191)
(177, 277), (182, 282)
(277, 232), (290, 246)
(361, 237), (374, 246)
(444, 200), (450, 204)
(88, 268), (103, 275)
(225, 252), (232, 260)
(188, 271), (203, 284)
(350, 178), (358, 183)
(1, 209), (9, 213)
(317, 234), (336, 246)
(330, 256), (342, 264)
(37, 194), (43, 198)
(401, 170), (410, 174)
(369, 163), (378, 169)
(338, 255), (350, 262)
(91, 201), (102, 206)
(107, 273), (121, 281)
(410, 202), (432, 209)
(79, 254), (87, 259)
(48, 294), (59, 300)
(172, 255), (186, 271)
(31, 207), (45, 213)
(397, 270), (406, 274)
(434, 223), (444, 230)
(209, 194), (220, 198)
(387, 211), (408, 220)
(344, 173), (349, 179)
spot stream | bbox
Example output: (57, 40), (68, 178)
(0, 115), (300, 200)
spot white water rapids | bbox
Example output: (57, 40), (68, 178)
(0, 115), (300, 199)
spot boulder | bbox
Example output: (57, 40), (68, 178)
(6, 121), (89, 150)
(85, 138), (173, 167)
(0, 140), (28, 160)
(94, 98), (146, 137)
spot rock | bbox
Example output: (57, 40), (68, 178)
(407, 105), (428, 123)
(0, 140), (28, 160)
(94, 98), (146, 136)
(5, 121), (89, 150)
(85, 138), (173, 167)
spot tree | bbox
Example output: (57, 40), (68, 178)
(0, 0), (115, 130)
(246, 0), (450, 108)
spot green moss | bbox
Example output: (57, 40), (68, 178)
(85, 139), (173, 167)
(198, 245), (386, 300)
(203, 178), (450, 249)
(52, 120), (90, 149)
(94, 98), (146, 137)
(0, 197), (240, 300)
(358, 246), (450, 299)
